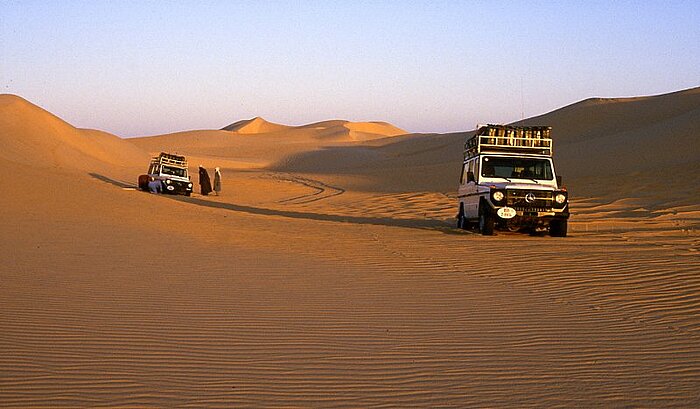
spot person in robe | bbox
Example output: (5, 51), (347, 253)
(198, 165), (212, 195)
(213, 167), (222, 196)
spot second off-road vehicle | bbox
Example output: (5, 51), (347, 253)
(138, 152), (193, 196)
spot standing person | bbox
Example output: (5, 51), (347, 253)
(198, 165), (212, 196)
(213, 167), (222, 196)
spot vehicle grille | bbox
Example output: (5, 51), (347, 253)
(506, 190), (552, 211)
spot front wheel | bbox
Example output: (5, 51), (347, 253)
(549, 219), (568, 237)
(479, 208), (495, 235)
(457, 208), (469, 230)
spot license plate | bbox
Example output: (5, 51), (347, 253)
(497, 207), (517, 219)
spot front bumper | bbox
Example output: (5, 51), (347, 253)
(161, 180), (193, 195)
(514, 206), (570, 219)
(486, 201), (569, 228)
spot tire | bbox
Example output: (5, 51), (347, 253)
(479, 207), (495, 235)
(549, 219), (568, 237)
(457, 207), (469, 230)
(137, 175), (149, 191)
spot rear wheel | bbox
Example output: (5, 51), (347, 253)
(479, 207), (495, 235)
(137, 175), (149, 191)
(549, 219), (568, 237)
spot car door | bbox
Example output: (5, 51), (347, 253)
(462, 159), (480, 218)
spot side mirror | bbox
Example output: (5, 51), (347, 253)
(556, 175), (563, 187)
(467, 171), (476, 183)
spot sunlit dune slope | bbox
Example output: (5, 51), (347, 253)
(307, 120), (407, 141)
(275, 87), (700, 204)
(0, 94), (148, 172)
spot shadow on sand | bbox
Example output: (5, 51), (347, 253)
(168, 194), (453, 231)
(89, 173), (136, 189)
(88, 172), (457, 233)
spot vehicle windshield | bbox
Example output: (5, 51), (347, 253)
(161, 165), (187, 178)
(481, 156), (553, 180)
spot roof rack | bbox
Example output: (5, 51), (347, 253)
(152, 152), (188, 167)
(464, 124), (552, 159)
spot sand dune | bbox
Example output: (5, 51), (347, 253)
(1, 89), (699, 407)
(276, 87), (700, 204)
(0, 95), (148, 172)
(131, 117), (407, 169)
(517, 87), (700, 201)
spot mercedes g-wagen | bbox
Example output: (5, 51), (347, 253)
(138, 152), (193, 196)
(457, 125), (569, 236)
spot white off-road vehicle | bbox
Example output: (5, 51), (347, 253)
(138, 152), (193, 196)
(457, 125), (570, 236)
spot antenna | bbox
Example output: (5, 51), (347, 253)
(520, 75), (525, 121)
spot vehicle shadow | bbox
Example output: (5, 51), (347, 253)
(170, 195), (451, 231)
(88, 173), (136, 189)
(89, 172), (458, 232)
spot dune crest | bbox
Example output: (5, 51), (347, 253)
(343, 121), (406, 136)
(222, 117), (290, 134)
(343, 121), (407, 141)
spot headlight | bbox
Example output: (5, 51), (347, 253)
(493, 191), (504, 202)
(555, 193), (567, 204)
(491, 190), (505, 203)
(188, 183), (193, 188)
(165, 179), (171, 184)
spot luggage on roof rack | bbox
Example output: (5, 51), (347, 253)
(152, 152), (188, 167)
(464, 124), (553, 158)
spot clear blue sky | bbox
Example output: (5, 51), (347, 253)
(1, 1), (698, 137)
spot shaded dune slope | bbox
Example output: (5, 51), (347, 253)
(275, 87), (700, 202)
(517, 87), (700, 174)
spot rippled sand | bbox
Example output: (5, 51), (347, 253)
(2, 166), (698, 407)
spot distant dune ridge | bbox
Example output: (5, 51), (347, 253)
(131, 116), (408, 168)
(221, 116), (406, 140)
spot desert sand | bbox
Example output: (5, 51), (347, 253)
(1, 88), (699, 407)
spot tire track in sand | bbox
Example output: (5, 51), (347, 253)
(266, 173), (346, 205)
